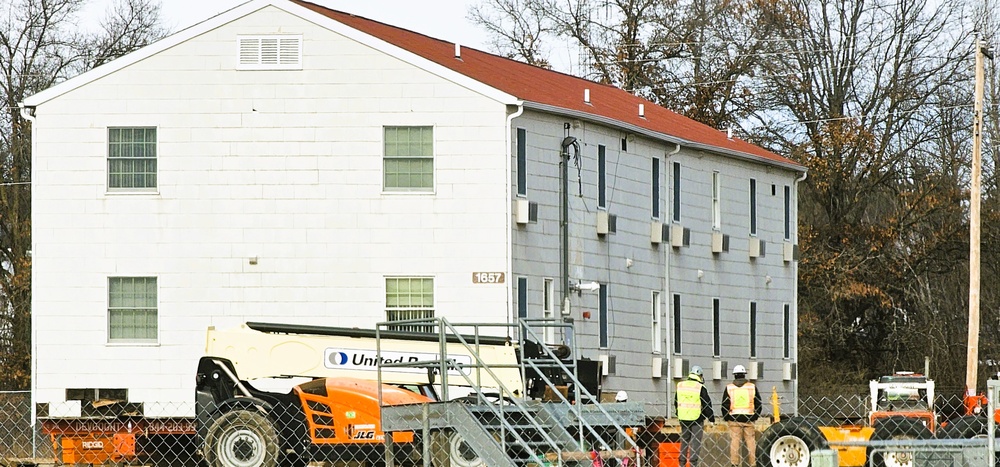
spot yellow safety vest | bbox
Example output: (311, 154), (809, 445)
(727, 382), (755, 415)
(676, 380), (703, 421)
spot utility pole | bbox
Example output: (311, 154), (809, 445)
(967, 34), (993, 402)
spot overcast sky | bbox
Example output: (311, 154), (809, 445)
(82, 0), (491, 49)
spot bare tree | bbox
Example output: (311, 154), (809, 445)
(0, 0), (166, 390)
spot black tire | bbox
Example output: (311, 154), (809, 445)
(429, 429), (485, 467)
(866, 417), (932, 467)
(937, 415), (993, 439)
(756, 417), (829, 467)
(203, 409), (279, 467)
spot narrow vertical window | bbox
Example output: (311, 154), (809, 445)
(784, 185), (791, 240)
(517, 277), (528, 319)
(712, 171), (721, 230)
(713, 298), (721, 357)
(749, 178), (758, 235)
(651, 291), (662, 354)
(672, 294), (682, 354)
(598, 145), (607, 209)
(543, 278), (555, 343)
(599, 284), (609, 348)
(783, 304), (791, 359)
(672, 162), (681, 222)
(651, 157), (661, 219)
(750, 301), (758, 358)
(516, 128), (527, 196)
(108, 277), (158, 342)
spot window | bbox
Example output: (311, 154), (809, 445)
(713, 298), (721, 357)
(750, 301), (758, 358)
(108, 277), (157, 342)
(543, 278), (555, 344)
(672, 294), (682, 354)
(517, 128), (527, 196)
(384, 126), (433, 191)
(598, 145), (607, 208)
(651, 157), (660, 218)
(237, 35), (302, 70)
(672, 162), (681, 222)
(385, 277), (434, 332)
(784, 185), (791, 240)
(599, 284), (609, 348)
(712, 171), (722, 230)
(517, 276), (528, 319)
(749, 178), (758, 235)
(108, 128), (157, 190)
(651, 291), (662, 354)
(783, 304), (791, 359)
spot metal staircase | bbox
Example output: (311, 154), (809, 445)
(378, 318), (644, 467)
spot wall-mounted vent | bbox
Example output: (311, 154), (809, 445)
(748, 361), (763, 380)
(598, 354), (615, 376)
(650, 222), (667, 244)
(597, 211), (617, 235)
(712, 360), (728, 380)
(670, 225), (691, 248)
(652, 355), (663, 378)
(515, 199), (538, 224)
(672, 357), (689, 379)
(238, 35), (302, 70)
(711, 232), (730, 253)
(783, 242), (799, 263)
(782, 362), (797, 381)
(749, 238), (766, 258)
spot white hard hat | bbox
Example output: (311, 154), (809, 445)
(615, 390), (628, 402)
(733, 364), (747, 375)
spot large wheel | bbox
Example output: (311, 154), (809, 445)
(757, 417), (829, 467)
(866, 417), (932, 467)
(937, 415), (989, 439)
(203, 409), (279, 467)
(430, 430), (485, 467)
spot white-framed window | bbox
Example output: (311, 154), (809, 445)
(237, 35), (302, 70)
(108, 127), (157, 190)
(712, 171), (722, 230)
(651, 291), (662, 354)
(517, 276), (528, 319)
(672, 162), (681, 222)
(651, 157), (660, 219)
(598, 145), (607, 208)
(108, 277), (157, 342)
(784, 185), (792, 240)
(385, 277), (434, 332)
(783, 303), (791, 359)
(599, 284), (609, 348)
(384, 126), (434, 192)
(672, 294), (682, 354)
(543, 278), (555, 344)
(750, 178), (758, 235)
(713, 298), (721, 357)
(749, 301), (758, 358)
(517, 128), (527, 196)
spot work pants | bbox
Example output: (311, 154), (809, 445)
(728, 420), (756, 466)
(679, 420), (703, 467)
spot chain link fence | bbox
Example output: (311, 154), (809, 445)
(1, 392), (998, 466)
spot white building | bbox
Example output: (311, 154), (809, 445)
(23, 0), (804, 417)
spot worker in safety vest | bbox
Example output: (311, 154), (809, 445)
(673, 365), (713, 467)
(721, 364), (761, 467)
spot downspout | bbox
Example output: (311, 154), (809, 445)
(17, 102), (36, 456)
(792, 170), (807, 416)
(664, 143), (680, 417)
(559, 136), (580, 322)
(505, 104), (524, 326)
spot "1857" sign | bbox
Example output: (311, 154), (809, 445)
(472, 272), (505, 284)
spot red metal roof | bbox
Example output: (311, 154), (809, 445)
(292, 0), (800, 169)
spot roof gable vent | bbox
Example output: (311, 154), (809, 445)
(238, 35), (302, 70)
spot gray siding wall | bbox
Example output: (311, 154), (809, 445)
(510, 109), (801, 416)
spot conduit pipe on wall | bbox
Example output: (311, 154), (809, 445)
(560, 136), (580, 320)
